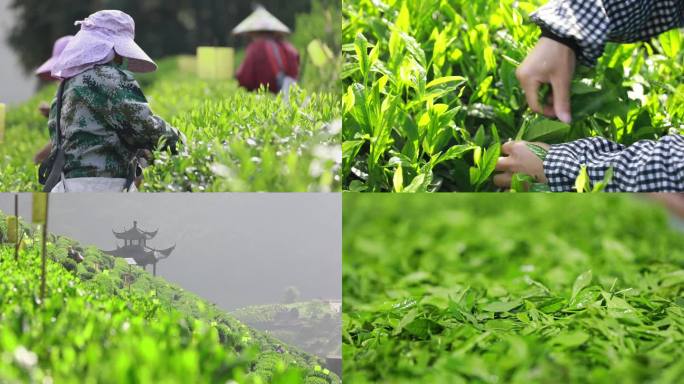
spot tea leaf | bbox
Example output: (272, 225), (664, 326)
(552, 331), (590, 348)
(574, 165), (590, 193)
(427, 76), (466, 88)
(394, 308), (418, 335)
(523, 119), (570, 143)
(482, 300), (522, 313)
(393, 163), (404, 192)
(526, 143), (548, 161)
(659, 29), (681, 58)
(571, 270), (592, 303)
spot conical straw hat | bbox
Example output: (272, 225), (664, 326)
(232, 7), (291, 35)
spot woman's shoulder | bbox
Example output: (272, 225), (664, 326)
(280, 40), (299, 55)
(69, 63), (135, 88)
(93, 63), (137, 83)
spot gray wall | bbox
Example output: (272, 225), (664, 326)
(0, 0), (37, 104)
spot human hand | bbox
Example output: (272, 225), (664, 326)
(33, 142), (52, 164)
(38, 102), (50, 118)
(494, 141), (550, 189)
(139, 149), (153, 161)
(517, 37), (575, 123)
(135, 149), (154, 168)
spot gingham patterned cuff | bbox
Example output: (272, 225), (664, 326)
(531, 0), (684, 66)
(544, 135), (684, 192)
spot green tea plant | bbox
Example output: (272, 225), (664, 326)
(0, 213), (340, 384)
(0, 56), (341, 192)
(142, 81), (340, 192)
(233, 301), (342, 359)
(0, 85), (57, 191)
(343, 194), (684, 383)
(342, 0), (684, 191)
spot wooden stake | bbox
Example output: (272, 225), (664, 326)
(39, 195), (49, 301)
(14, 194), (19, 261)
(0, 102), (5, 144)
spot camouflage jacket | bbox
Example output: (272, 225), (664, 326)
(48, 63), (182, 179)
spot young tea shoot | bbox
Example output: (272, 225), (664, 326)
(342, 0), (684, 191)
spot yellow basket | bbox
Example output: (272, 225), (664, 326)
(177, 55), (197, 74)
(0, 103), (6, 143)
(6, 216), (17, 243)
(32, 193), (47, 224)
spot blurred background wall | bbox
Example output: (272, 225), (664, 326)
(0, 0), (37, 104)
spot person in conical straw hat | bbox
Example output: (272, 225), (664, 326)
(33, 35), (74, 165)
(234, 6), (300, 95)
(39, 10), (183, 193)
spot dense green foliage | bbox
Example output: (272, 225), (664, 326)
(342, 0), (684, 191)
(0, 56), (341, 192)
(0, 213), (340, 383)
(343, 194), (684, 383)
(233, 301), (342, 359)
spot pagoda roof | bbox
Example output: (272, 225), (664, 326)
(105, 245), (155, 257)
(104, 244), (176, 267)
(113, 221), (158, 240)
(107, 221), (175, 269)
(152, 245), (176, 258)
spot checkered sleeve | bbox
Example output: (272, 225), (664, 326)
(543, 135), (684, 192)
(531, 0), (684, 65)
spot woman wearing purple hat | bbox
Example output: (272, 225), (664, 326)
(39, 10), (183, 193)
(35, 36), (74, 82)
(33, 35), (74, 164)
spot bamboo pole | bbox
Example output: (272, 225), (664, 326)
(40, 211), (48, 301)
(14, 194), (19, 261)
(32, 193), (49, 302)
(0, 102), (5, 144)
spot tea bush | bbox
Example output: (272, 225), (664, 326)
(342, 194), (684, 382)
(0, 213), (340, 384)
(342, 0), (684, 191)
(0, 57), (341, 192)
(233, 301), (342, 359)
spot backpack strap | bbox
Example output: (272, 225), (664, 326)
(265, 40), (291, 91)
(41, 80), (68, 192)
(268, 40), (287, 73)
(54, 80), (66, 148)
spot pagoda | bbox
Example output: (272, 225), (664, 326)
(104, 221), (175, 276)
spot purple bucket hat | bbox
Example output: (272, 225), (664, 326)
(35, 35), (74, 80)
(51, 10), (157, 79)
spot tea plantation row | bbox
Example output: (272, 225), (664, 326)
(0, 57), (340, 192)
(0, 213), (340, 383)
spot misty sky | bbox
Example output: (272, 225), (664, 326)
(0, 193), (341, 310)
(0, 0), (37, 104)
